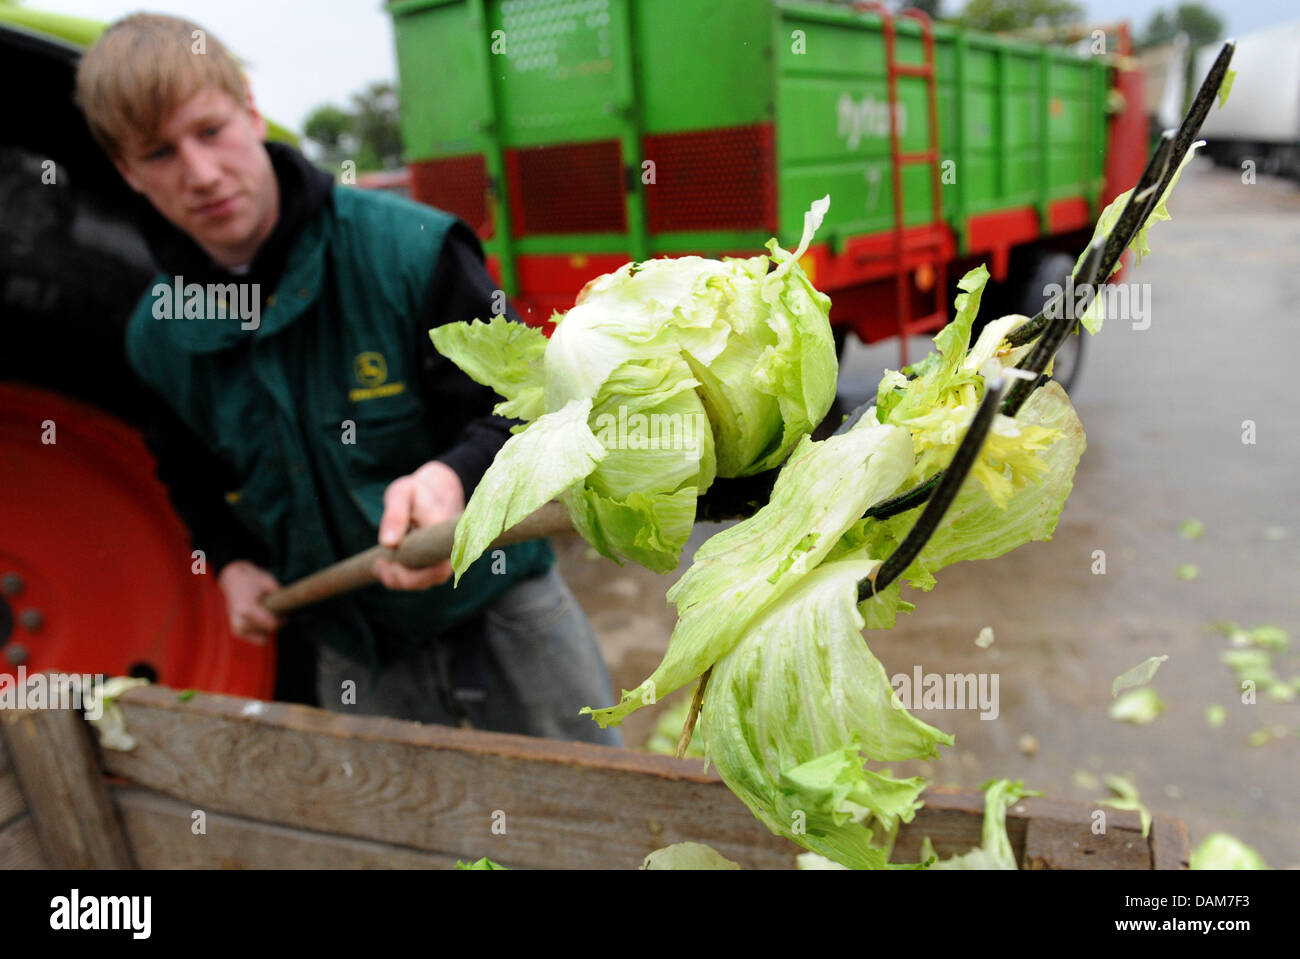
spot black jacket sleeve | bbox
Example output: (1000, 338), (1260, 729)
(139, 389), (273, 576)
(419, 220), (529, 498)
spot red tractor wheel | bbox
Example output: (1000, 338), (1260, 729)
(0, 383), (274, 697)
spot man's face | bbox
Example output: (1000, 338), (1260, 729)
(114, 86), (278, 268)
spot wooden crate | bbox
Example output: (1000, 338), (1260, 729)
(0, 685), (1188, 869)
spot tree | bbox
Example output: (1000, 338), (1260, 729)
(1139, 4), (1224, 50)
(954, 0), (1083, 33)
(301, 82), (404, 174)
(350, 82), (403, 172)
(909, 0), (944, 19)
(302, 104), (353, 167)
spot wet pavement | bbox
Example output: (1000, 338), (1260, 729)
(554, 158), (1300, 867)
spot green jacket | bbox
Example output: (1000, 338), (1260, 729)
(125, 185), (553, 672)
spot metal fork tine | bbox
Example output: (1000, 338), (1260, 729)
(1096, 131), (1176, 282)
(859, 375), (1010, 602)
(1007, 41), (1235, 350)
(1000, 236), (1105, 415)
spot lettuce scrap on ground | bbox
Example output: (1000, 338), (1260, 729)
(1190, 832), (1267, 870)
(1108, 687), (1167, 725)
(1111, 655), (1169, 697)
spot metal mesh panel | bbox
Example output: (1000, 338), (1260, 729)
(409, 154), (492, 238)
(499, 0), (613, 75)
(643, 124), (776, 233)
(506, 139), (626, 236)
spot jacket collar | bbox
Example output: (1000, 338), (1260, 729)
(137, 141), (336, 354)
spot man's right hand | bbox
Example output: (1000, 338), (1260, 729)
(216, 560), (284, 643)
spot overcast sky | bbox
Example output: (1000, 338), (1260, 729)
(26, 0), (1300, 135)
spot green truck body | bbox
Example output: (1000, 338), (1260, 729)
(386, 0), (1137, 349)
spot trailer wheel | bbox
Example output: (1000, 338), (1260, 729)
(1014, 251), (1086, 395)
(0, 384), (275, 698)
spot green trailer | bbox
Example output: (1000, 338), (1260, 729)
(386, 0), (1146, 365)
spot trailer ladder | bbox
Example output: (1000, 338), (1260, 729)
(856, 2), (947, 366)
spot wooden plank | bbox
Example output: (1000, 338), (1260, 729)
(102, 687), (798, 869)
(0, 706), (135, 868)
(897, 790), (1162, 869)
(1149, 812), (1190, 870)
(0, 813), (48, 869)
(113, 788), (463, 869)
(0, 732), (29, 830)
(1021, 798), (1152, 870)
(100, 687), (1173, 869)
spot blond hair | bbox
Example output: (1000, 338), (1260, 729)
(75, 13), (247, 160)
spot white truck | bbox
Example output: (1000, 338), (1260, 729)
(1194, 19), (1300, 179)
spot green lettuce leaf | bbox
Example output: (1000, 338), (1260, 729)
(582, 418), (914, 727)
(641, 842), (742, 870)
(565, 354), (717, 571)
(1217, 69), (1236, 109)
(449, 397), (606, 581)
(918, 778), (1040, 869)
(428, 314), (549, 423)
(864, 383), (1086, 592)
(1190, 832), (1267, 870)
(1111, 655), (1169, 697)
(1108, 687), (1166, 725)
(432, 198), (838, 575)
(701, 559), (953, 869)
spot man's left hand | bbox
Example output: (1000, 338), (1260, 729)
(374, 461), (465, 590)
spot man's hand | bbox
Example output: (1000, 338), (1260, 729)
(374, 460), (465, 590)
(216, 560), (284, 643)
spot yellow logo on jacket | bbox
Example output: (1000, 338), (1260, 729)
(349, 351), (406, 402)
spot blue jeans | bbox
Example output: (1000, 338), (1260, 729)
(316, 566), (623, 747)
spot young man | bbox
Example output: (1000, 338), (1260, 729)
(76, 13), (620, 745)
